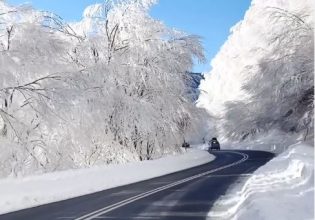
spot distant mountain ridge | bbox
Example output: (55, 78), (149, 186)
(186, 72), (204, 101)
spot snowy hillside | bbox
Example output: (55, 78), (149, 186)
(197, 0), (314, 141)
(185, 72), (204, 101)
(0, 0), (208, 178)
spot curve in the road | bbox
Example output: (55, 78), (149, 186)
(75, 151), (248, 220)
(0, 150), (274, 220)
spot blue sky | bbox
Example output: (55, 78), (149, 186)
(7, 0), (251, 72)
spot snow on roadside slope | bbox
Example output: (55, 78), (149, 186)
(219, 130), (304, 154)
(0, 148), (214, 215)
(207, 143), (314, 220)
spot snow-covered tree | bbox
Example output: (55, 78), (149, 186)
(197, 0), (314, 141)
(0, 0), (206, 177)
(66, 0), (206, 161)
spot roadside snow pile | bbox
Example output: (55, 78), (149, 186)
(220, 130), (306, 154)
(0, 149), (214, 215)
(191, 143), (209, 151)
(207, 143), (314, 220)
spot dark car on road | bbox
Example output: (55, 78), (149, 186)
(209, 137), (220, 150)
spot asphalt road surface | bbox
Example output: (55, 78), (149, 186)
(0, 150), (274, 220)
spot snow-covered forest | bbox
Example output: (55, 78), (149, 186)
(0, 0), (313, 179)
(198, 0), (314, 142)
(0, 0), (209, 178)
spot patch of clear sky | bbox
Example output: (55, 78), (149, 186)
(7, 0), (252, 73)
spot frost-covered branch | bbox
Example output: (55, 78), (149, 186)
(0, 0), (207, 178)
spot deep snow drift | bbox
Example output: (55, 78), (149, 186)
(0, 149), (214, 215)
(207, 143), (314, 220)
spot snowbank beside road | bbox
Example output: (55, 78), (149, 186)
(0, 148), (214, 215)
(220, 130), (306, 154)
(207, 143), (314, 220)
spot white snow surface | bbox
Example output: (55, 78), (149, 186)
(0, 148), (214, 215)
(220, 130), (310, 154)
(207, 143), (314, 220)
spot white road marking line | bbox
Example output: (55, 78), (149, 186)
(75, 151), (248, 220)
(111, 190), (143, 196)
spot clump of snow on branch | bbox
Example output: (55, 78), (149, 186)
(0, 0), (207, 178)
(197, 0), (314, 141)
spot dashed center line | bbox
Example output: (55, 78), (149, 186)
(74, 151), (248, 220)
